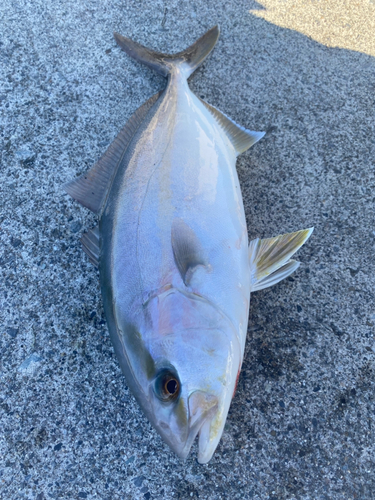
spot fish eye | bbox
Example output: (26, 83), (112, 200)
(164, 377), (179, 396)
(154, 369), (180, 402)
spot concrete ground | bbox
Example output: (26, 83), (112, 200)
(1, 0), (374, 499)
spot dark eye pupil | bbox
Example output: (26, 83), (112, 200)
(166, 379), (178, 394)
(155, 370), (180, 401)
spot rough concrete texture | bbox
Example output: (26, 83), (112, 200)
(1, 0), (374, 499)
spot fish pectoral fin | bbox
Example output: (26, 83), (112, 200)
(199, 98), (265, 155)
(171, 219), (208, 285)
(81, 225), (100, 267)
(249, 228), (313, 292)
(63, 91), (162, 214)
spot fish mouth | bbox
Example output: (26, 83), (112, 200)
(181, 408), (220, 464)
(170, 417), (212, 461)
(158, 390), (218, 461)
(197, 416), (217, 464)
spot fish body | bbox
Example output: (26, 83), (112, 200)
(65, 27), (313, 463)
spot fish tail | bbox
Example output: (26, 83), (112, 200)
(114, 26), (219, 79)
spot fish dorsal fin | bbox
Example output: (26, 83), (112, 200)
(64, 91), (161, 214)
(81, 225), (100, 267)
(171, 219), (208, 285)
(249, 228), (313, 292)
(199, 98), (265, 155)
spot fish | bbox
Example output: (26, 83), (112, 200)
(64, 26), (313, 463)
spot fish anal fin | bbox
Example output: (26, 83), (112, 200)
(249, 228), (313, 292)
(199, 98), (265, 155)
(81, 226), (100, 267)
(171, 219), (208, 285)
(64, 91), (161, 214)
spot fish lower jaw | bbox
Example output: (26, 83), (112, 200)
(197, 418), (221, 464)
(161, 412), (216, 462)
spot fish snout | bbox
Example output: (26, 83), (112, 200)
(188, 390), (218, 427)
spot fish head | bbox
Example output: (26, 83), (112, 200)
(142, 288), (242, 463)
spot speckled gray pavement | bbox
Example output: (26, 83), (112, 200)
(1, 1), (374, 499)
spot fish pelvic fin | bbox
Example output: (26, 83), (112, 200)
(249, 228), (314, 292)
(114, 26), (219, 79)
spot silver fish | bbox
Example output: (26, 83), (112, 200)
(65, 26), (313, 463)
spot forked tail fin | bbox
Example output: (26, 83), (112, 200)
(114, 26), (219, 78)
